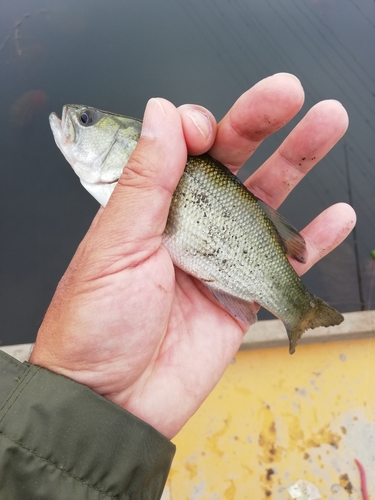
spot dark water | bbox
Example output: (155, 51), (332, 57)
(1, 0), (375, 345)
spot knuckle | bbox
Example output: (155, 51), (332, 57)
(118, 149), (158, 190)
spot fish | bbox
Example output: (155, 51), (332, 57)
(49, 104), (344, 353)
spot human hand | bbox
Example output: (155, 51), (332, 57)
(30, 73), (355, 439)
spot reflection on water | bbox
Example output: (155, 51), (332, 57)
(10, 90), (48, 128)
(44, 4), (86, 37)
(12, 42), (47, 74)
(1, 0), (375, 344)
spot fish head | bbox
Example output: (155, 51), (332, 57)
(49, 105), (142, 205)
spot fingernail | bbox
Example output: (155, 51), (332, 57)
(187, 109), (212, 140)
(272, 72), (302, 86)
(141, 98), (166, 138)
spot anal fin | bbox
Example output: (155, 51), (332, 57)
(207, 287), (258, 325)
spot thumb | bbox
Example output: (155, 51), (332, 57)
(91, 98), (187, 260)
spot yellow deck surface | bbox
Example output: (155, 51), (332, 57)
(169, 338), (375, 499)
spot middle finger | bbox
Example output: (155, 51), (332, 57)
(209, 73), (305, 170)
(246, 99), (349, 209)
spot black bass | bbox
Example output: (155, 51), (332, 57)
(49, 104), (344, 353)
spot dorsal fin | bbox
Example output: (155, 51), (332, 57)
(258, 200), (307, 263)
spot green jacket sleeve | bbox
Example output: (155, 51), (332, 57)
(0, 349), (175, 499)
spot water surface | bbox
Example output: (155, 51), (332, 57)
(1, 0), (374, 344)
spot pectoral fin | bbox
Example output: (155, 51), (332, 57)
(258, 200), (307, 263)
(207, 287), (258, 325)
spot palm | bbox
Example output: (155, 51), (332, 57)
(31, 74), (355, 439)
(57, 240), (245, 438)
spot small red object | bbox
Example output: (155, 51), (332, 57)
(354, 459), (369, 500)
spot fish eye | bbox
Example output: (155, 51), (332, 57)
(79, 109), (96, 126)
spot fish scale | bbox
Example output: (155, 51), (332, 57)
(165, 155), (297, 307)
(49, 104), (344, 353)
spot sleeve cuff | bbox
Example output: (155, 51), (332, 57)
(0, 349), (175, 499)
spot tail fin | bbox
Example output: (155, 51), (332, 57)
(286, 296), (344, 354)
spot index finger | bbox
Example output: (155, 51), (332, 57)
(209, 73), (305, 171)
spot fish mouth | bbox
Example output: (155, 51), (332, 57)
(49, 112), (62, 143)
(49, 106), (75, 147)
